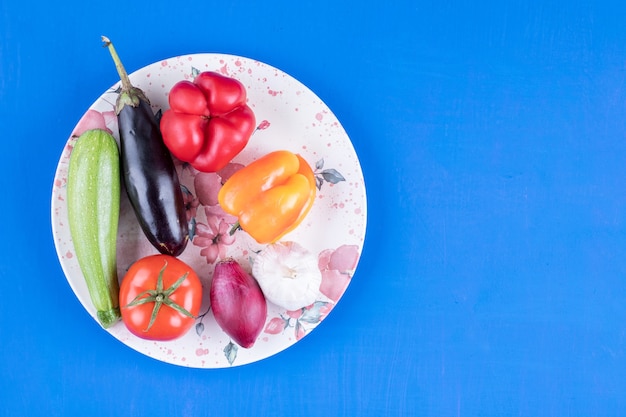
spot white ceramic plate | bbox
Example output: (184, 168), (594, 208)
(51, 53), (367, 368)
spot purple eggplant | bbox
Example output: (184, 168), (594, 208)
(102, 36), (188, 256)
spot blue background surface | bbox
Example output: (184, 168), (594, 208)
(2, 1), (626, 415)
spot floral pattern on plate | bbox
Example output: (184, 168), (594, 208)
(51, 54), (367, 368)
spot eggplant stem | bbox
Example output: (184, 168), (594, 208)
(101, 36), (133, 93)
(102, 36), (150, 113)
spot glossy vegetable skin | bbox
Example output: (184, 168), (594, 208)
(160, 71), (256, 173)
(211, 258), (267, 348)
(102, 36), (188, 256)
(217, 150), (317, 244)
(119, 255), (202, 341)
(118, 97), (189, 256)
(66, 129), (121, 328)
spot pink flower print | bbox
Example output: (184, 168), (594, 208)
(193, 163), (245, 206)
(204, 204), (238, 226)
(256, 120), (270, 131)
(264, 317), (286, 335)
(172, 156), (201, 184)
(181, 185), (200, 222)
(319, 270), (350, 302)
(194, 172), (222, 206)
(193, 214), (236, 264)
(72, 109), (114, 137)
(285, 309), (303, 319)
(299, 301), (332, 324)
(102, 111), (117, 132)
(263, 301), (331, 340)
(295, 321), (306, 340)
(263, 310), (301, 336)
(318, 245), (359, 302)
(317, 302), (333, 317)
(217, 162), (245, 183)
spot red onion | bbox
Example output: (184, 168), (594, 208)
(210, 258), (267, 348)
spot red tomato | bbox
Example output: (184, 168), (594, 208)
(119, 255), (203, 341)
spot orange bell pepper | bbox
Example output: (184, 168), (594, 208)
(218, 150), (317, 244)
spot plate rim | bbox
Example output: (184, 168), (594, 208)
(50, 51), (368, 368)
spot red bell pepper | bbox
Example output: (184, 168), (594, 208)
(160, 72), (256, 172)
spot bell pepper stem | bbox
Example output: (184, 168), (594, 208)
(229, 221), (242, 236)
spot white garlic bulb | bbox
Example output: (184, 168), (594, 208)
(252, 241), (322, 311)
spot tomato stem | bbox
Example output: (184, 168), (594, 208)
(123, 261), (196, 332)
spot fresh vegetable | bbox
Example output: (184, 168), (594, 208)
(160, 71), (256, 173)
(217, 150), (317, 244)
(66, 129), (121, 328)
(119, 255), (202, 341)
(211, 258), (267, 348)
(252, 241), (322, 311)
(102, 36), (188, 256)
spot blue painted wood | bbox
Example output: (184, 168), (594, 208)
(1, 1), (625, 415)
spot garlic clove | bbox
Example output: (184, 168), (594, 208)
(252, 241), (322, 311)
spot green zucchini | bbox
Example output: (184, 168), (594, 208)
(67, 129), (121, 328)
